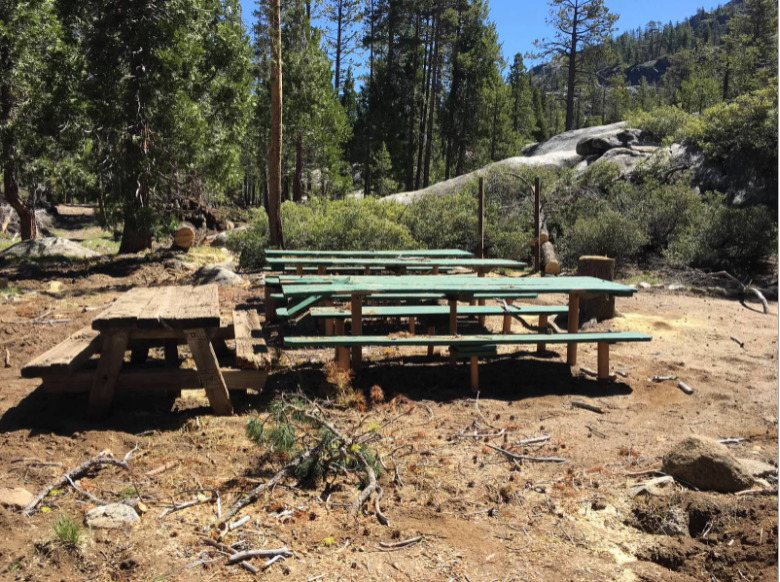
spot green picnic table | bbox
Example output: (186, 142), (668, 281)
(265, 248), (473, 257)
(280, 275), (647, 375)
(266, 256), (525, 276)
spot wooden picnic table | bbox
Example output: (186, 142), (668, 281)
(280, 275), (639, 369)
(265, 248), (473, 257)
(23, 285), (270, 418)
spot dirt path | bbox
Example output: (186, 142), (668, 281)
(0, 231), (776, 581)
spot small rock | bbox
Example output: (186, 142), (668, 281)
(0, 487), (34, 508)
(85, 503), (140, 529)
(638, 282), (651, 289)
(667, 284), (685, 292)
(662, 436), (755, 493)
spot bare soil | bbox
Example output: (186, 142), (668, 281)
(0, 211), (776, 582)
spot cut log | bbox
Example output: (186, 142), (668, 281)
(577, 255), (615, 321)
(541, 241), (560, 275)
(173, 225), (196, 250)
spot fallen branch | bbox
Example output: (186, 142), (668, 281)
(145, 461), (178, 477)
(226, 547), (292, 565)
(486, 443), (567, 463)
(23, 450), (132, 516)
(579, 367), (598, 377)
(65, 474), (109, 506)
(571, 400), (604, 414)
(221, 449), (314, 523)
(516, 434), (551, 446)
(730, 336), (745, 349)
(586, 425), (606, 439)
(352, 450), (384, 524)
(709, 271), (770, 314)
(379, 536), (422, 549)
(649, 375), (677, 382)
(159, 495), (213, 519)
(717, 437), (747, 445)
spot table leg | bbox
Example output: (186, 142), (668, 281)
(324, 299), (334, 335)
(264, 287), (276, 323)
(317, 265), (326, 276)
(427, 326), (435, 357)
(88, 331), (129, 418)
(567, 292), (580, 366)
(470, 356), (479, 392)
(433, 266), (440, 275)
(477, 268), (486, 326)
(351, 294), (363, 371)
(502, 298), (514, 333)
(334, 319), (349, 368)
(449, 298), (458, 365)
(408, 316), (416, 334)
(164, 338), (181, 400)
(537, 314), (548, 354)
(296, 264), (303, 275)
(185, 328), (233, 415)
(597, 342), (610, 384)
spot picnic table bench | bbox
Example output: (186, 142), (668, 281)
(265, 248), (473, 257)
(22, 285), (270, 417)
(280, 275), (651, 390)
(266, 256), (525, 276)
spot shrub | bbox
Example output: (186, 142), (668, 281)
(401, 191), (478, 251)
(227, 208), (270, 269)
(282, 198), (415, 251)
(626, 105), (696, 144)
(563, 209), (647, 265)
(666, 197), (777, 273)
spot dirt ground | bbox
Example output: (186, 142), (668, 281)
(0, 211), (777, 582)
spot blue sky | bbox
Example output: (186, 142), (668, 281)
(239, 0), (727, 68)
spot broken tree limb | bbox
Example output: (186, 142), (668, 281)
(516, 434), (551, 446)
(486, 443), (567, 463)
(709, 270), (770, 314)
(571, 400), (604, 414)
(649, 375), (677, 382)
(730, 336), (745, 349)
(677, 381), (694, 395)
(379, 536), (423, 549)
(226, 547), (292, 565)
(23, 450), (132, 516)
(222, 449), (314, 522)
(352, 450), (383, 521)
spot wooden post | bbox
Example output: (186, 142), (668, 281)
(597, 342), (610, 384)
(185, 328), (233, 415)
(296, 264), (303, 275)
(324, 299), (334, 335)
(335, 319), (349, 369)
(477, 267), (486, 326)
(449, 298), (458, 365)
(537, 314), (548, 354)
(88, 331), (129, 418)
(470, 356), (479, 392)
(432, 266), (440, 275)
(567, 293), (580, 366)
(427, 326), (435, 357)
(351, 293), (362, 370)
(164, 339), (179, 365)
(502, 298), (514, 333)
(364, 266), (370, 275)
(534, 177), (541, 273)
(317, 265), (326, 275)
(264, 286), (275, 322)
(408, 316), (416, 334)
(478, 177), (485, 259)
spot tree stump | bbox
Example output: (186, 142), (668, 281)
(577, 255), (615, 321)
(173, 225), (196, 250)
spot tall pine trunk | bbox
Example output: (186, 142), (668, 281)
(564, 4), (578, 132)
(334, 0), (343, 90)
(268, 0), (284, 247)
(423, 14), (440, 189)
(414, 14), (432, 190)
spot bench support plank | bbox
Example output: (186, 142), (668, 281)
(567, 292), (580, 366)
(598, 342), (610, 383)
(88, 331), (129, 418)
(185, 328), (233, 415)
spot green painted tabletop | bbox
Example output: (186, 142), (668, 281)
(279, 275), (637, 298)
(266, 257), (526, 269)
(265, 248), (473, 257)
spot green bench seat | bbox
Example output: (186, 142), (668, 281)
(308, 304), (568, 319)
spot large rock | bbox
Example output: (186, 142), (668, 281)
(662, 436), (754, 493)
(194, 264), (243, 286)
(576, 135), (623, 156)
(85, 503), (140, 529)
(0, 236), (100, 259)
(598, 147), (652, 176)
(0, 487), (34, 508)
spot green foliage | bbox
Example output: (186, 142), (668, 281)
(227, 208), (270, 269)
(53, 514), (81, 548)
(564, 210), (648, 265)
(401, 191), (478, 252)
(281, 198), (415, 252)
(666, 197), (777, 273)
(626, 105), (695, 143)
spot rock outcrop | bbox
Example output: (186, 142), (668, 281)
(0, 236), (100, 259)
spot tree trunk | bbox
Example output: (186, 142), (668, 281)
(293, 135), (303, 202)
(414, 14), (432, 190)
(334, 0), (343, 91)
(268, 0), (284, 248)
(541, 241), (560, 275)
(423, 16), (440, 189)
(564, 5), (578, 131)
(2, 164), (36, 240)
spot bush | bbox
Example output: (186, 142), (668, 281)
(282, 198), (415, 251)
(626, 105), (696, 144)
(401, 191), (478, 251)
(227, 208), (269, 269)
(666, 197), (777, 273)
(563, 210), (647, 265)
